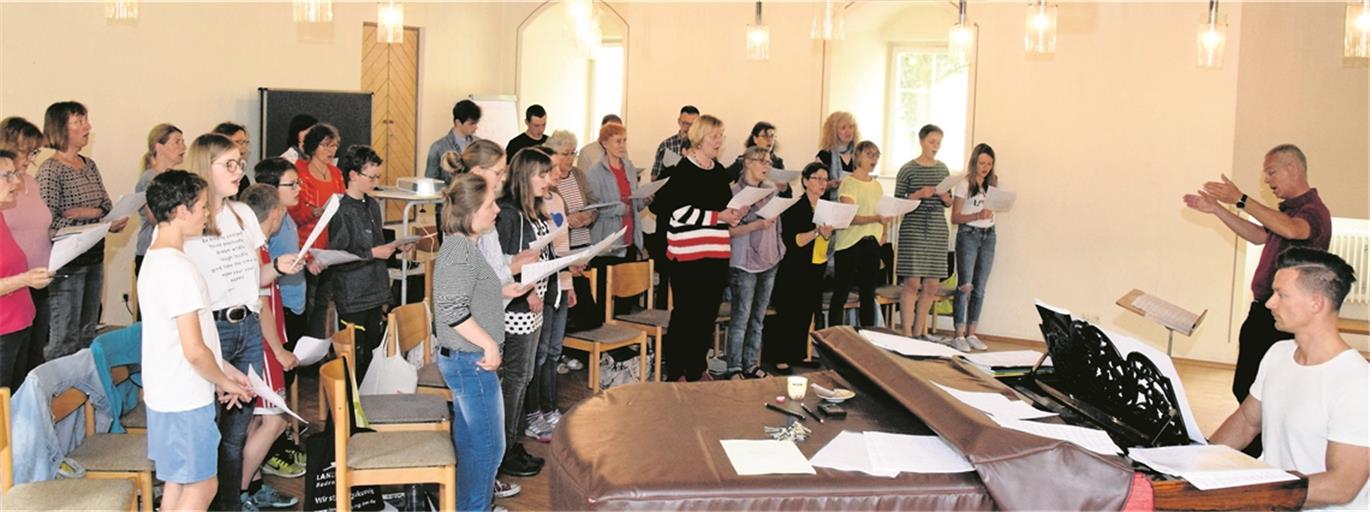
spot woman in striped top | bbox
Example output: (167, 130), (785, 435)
(649, 114), (745, 381)
(546, 130), (597, 250)
(894, 125), (955, 344)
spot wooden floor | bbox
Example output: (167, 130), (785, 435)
(265, 334), (1242, 511)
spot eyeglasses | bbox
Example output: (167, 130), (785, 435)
(323, 141), (341, 149)
(807, 176), (830, 181)
(216, 159), (247, 173)
(746, 157), (773, 165)
(361, 172), (383, 181)
(0, 171), (21, 182)
(277, 181), (301, 190)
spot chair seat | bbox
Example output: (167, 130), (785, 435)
(120, 401), (146, 429)
(617, 309), (670, 328)
(360, 393), (450, 424)
(566, 324), (644, 344)
(2, 477), (136, 510)
(69, 433), (153, 472)
(820, 291), (862, 308)
(348, 431), (455, 470)
(875, 284), (901, 301)
(717, 302), (732, 320)
(417, 363), (444, 389)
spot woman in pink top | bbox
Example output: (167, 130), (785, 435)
(0, 117), (55, 387)
(0, 149), (54, 390)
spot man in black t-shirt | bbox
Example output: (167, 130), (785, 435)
(506, 104), (548, 162)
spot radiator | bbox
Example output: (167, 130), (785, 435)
(1329, 230), (1370, 305)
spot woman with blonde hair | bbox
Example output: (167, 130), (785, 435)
(815, 111), (860, 197)
(0, 117), (55, 381)
(134, 123), (186, 273)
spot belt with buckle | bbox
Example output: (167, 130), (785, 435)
(212, 305), (250, 324)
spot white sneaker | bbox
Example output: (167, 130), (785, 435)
(949, 336), (973, 352)
(556, 362), (571, 374)
(543, 410), (562, 427)
(561, 356), (584, 371)
(965, 334), (988, 351)
(493, 479), (521, 499)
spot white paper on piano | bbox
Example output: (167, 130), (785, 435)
(983, 186), (1017, 212)
(934, 173), (965, 194)
(248, 367), (306, 423)
(295, 193), (342, 260)
(49, 222), (111, 271)
(291, 335), (332, 366)
(631, 177), (670, 199)
(991, 416), (1122, 456)
(727, 186), (776, 210)
(103, 192), (146, 221)
(934, 383), (1057, 420)
(755, 194), (801, 220)
(526, 221), (569, 253)
(768, 168), (800, 183)
(1100, 327), (1206, 444)
(863, 431), (975, 474)
(1128, 445), (1297, 490)
(860, 330), (965, 358)
(662, 149), (683, 168)
(309, 249), (362, 267)
(813, 200), (858, 229)
(875, 196), (921, 218)
(808, 431), (899, 478)
(719, 439), (816, 476)
(963, 350), (1052, 369)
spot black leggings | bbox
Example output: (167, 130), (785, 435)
(828, 236), (881, 328)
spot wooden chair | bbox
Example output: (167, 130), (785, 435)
(327, 321), (447, 431)
(1, 388), (137, 511)
(387, 299), (450, 403)
(604, 260), (665, 381)
(319, 359), (455, 512)
(48, 386), (153, 512)
(562, 268), (650, 390)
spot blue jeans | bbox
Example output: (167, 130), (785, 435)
(953, 225), (997, 329)
(439, 349), (505, 511)
(46, 263), (102, 360)
(213, 312), (265, 511)
(529, 291), (568, 414)
(726, 266), (778, 373)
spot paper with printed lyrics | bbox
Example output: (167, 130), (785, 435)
(756, 194), (801, 220)
(768, 168), (801, 183)
(292, 336), (332, 366)
(934, 174), (965, 195)
(719, 439), (816, 476)
(991, 416), (1122, 455)
(812, 200), (858, 229)
(295, 194), (342, 261)
(631, 177), (670, 199)
(934, 383), (1058, 420)
(662, 149), (683, 168)
(875, 196), (921, 218)
(103, 192), (146, 222)
(727, 186), (776, 210)
(1128, 445), (1297, 490)
(570, 201), (619, 212)
(809, 431), (900, 477)
(309, 249), (362, 267)
(962, 350), (1052, 369)
(393, 232), (435, 247)
(1117, 289), (1206, 336)
(863, 432), (975, 474)
(526, 222), (569, 253)
(860, 330), (965, 358)
(573, 227), (626, 264)
(248, 367), (306, 423)
(49, 223), (111, 271)
(521, 252), (582, 286)
(983, 186), (1017, 212)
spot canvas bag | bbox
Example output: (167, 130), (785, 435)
(360, 321), (418, 395)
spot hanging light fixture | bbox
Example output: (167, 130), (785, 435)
(949, 0), (974, 64)
(747, 1), (771, 61)
(1196, 0), (1227, 68)
(378, 1), (404, 43)
(294, 0), (333, 23)
(1025, 1), (1057, 56)
(105, 0), (138, 20)
(565, 0), (602, 57)
(1347, 0), (1370, 59)
(811, 0), (846, 40)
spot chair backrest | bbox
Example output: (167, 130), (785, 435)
(332, 323), (357, 372)
(583, 267), (598, 303)
(423, 256), (436, 306)
(50, 388), (94, 436)
(319, 358), (350, 476)
(604, 261), (654, 321)
(1, 387), (12, 491)
(389, 299), (431, 362)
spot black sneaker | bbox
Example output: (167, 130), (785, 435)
(499, 450), (541, 477)
(514, 443), (544, 466)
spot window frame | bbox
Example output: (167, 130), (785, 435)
(882, 41), (975, 176)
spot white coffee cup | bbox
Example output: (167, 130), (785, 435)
(787, 375), (808, 400)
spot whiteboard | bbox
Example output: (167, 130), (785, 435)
(471, 95), (519, 148)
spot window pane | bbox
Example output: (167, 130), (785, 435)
(885, 46), (970, 174)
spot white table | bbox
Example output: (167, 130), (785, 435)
(369, 187), (442, 304)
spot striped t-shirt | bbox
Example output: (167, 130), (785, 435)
(651, 157), (732, 262)
(558, 174), (592, 248)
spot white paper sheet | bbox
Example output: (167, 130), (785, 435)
(719, 439), (816, 476)
(812, 200), (858, 229)
(248, 367), (306, 423)
(662, 149), (683, 168)
(1132, 293), (1203, 335)
(103, 192), (146, 221)
(755, 194), (801, 220)
(991, 416), (1122, 455)
(309, 249), (362, 267)
(1181, 470), (1301, 491)
(48, 223), (111, 271)
(570, 201), (619, 212)
(859, 329), (965, 358)
(520, 251), (583, 286)
(526, 221), (569, 253)
(984, 186), (1017, 212)
(393, 233), (433, 247)
(768, 168), (800, 183)
(863, 431), (975, 474)
(962, 350), (1052, 369)
(809, 431), (900, 477)
(571, 227), (627, 265)
(292, 336), (332, 366)
(934, 174), (965, 195)
(631, 177), (670, 199)
(295, 193), (342, 260)
(1129, 445), (1297, 490)
(727, 186), (776, 210)
(934, 383), (1058, 420)
(875, 196), (921, 218)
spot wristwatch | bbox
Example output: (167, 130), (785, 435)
(1236, 193), (1248, 210)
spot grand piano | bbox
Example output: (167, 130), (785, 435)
(548, 314), (1306, 510)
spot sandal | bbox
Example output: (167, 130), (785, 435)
(743, 366), (770, 379)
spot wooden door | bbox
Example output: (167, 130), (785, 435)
(362, 23), (420, 220)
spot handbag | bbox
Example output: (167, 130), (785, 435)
(359, 322), (418, 395)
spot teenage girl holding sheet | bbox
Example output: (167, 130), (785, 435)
(950, 143), (999, 351)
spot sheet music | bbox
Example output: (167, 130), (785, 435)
(631, 177), (670, 199)
(991, 416), (1122, 456)
(727, 186), (776, 210)
(520, 251), (582, 286)
(1129, 445), (1297, 490)
(570, 201), (619, 212)
(1101, 328), (1206, 444)
(292, 336), (332, 366)
(934, 383), (1058, 420)
(393, 233), (433, 247)
(934, 174), (965, 195)
(526, 221), (568, 253)
(1181, 470), (1301, 491)
(860, 329), (965, 358)
(103, 192), (146, 221)
(983, 186), (1016, 212)
(248, 367), (306, 423)
(863, 431), (975, 474)
(962, 350), (1052, 369)
(661, 149), (683, 168)
(719, 439), (816, 475)
(571, 227), (626, 265)
(875, 196), (920, 218)
(809, 431), (900, 477)
(1131, 292), (1202, 335)
(768, 168), (800, 183)
(755, 194), (800, 220)
(309, 249), (362, 267)
(49, 223), (111, 271)
(813, 200), (858, 229)
(295, 194), (342, 260)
